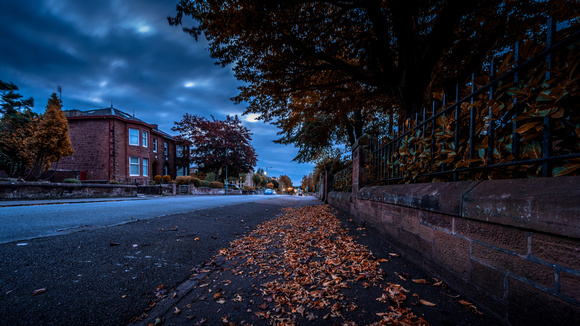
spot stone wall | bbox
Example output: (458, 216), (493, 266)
(0, 181), (137, 200)
(325, 140), (580, 325)
(191, 187), (242, 195)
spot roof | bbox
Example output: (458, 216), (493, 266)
(64, 107), (145, 123)
(64, 107), (175, 140)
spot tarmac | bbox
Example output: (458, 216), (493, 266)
(128, 199), (500, 326)
(0, 195), (501, 325)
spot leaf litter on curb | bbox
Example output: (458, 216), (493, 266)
(215, 204), (430, 325)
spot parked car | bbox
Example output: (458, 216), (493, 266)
(264, 189), (275, 195)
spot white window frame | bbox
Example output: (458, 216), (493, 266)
(129, 157), (140, 176)
(142, 131), (148, 148)
(153, 138), (157, 153)
(143, 158), (149, 177)
(129, 128), (139, 146)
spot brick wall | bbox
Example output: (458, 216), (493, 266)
(58, 119), (110, 180)
(59, 115), (177, 183)
(327, 142), (580, 325)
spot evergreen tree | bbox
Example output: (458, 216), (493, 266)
(25, 93), (74, 180)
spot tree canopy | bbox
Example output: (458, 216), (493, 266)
(172, 114), (257, 181)
(170, 0), (579, 162)
(1, 84), (74, 180)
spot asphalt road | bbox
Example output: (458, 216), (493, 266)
(0, 195), (282, 244)
(0, 195), (319, 326)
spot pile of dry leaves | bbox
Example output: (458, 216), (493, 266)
(218, 204), (430, 325)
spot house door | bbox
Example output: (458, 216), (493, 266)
(152, 161), (158, 176)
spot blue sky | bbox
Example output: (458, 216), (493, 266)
(0, 0), (313, 185)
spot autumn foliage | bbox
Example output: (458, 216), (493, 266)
(369, 35), (580, 183)
(172, 114), (257, 182)
(216, 205), (433, 325)
(170, 0), (580, 162)
(0, 86), (74, 180)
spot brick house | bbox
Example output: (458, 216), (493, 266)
(57, 107), (189, 183)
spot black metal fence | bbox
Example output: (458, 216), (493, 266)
(368, 18), (580, 185)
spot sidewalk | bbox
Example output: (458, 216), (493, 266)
(0, 196), (149, 207)
(132, 204), (499, 326)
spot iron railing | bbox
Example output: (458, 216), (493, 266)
(368, 18), (580, 185)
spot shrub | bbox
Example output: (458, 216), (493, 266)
(209, 181), (224, 188)
(175, 176), (192, 185)
(154, 175), (162, 183)
(163, 175), (172, 183)
(108, 180), (122, 184)
(200, 180), (210, 187)
(63, 178), (81, 184)
(205, 172), (216, 181)
(191, 177), (202, 187)
(190, 171), (206, 180)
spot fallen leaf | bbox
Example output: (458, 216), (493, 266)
(216, 298), (226, 304)
(296, 305), (305, 316)
(194, 238), (200, 241)
(213, 293), (221, 300)
(306, 312), (318, 321)
(420, 299), (437, 306)
(32, 288), (46, 296)
(193, 318), (207, 326)
(199, 283), (209, 288)
(394, 272), (408, 281)
(412, 279), (428, 284)
(156, 285), (164, 291)
(186, 315), (196, 320)
(389, 253), (400, 257)
(376, 258), (389, 263)
(173, 306), (181, 315)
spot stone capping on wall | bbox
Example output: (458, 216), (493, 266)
(0, 181), (138, 200)
(357, 176), (580, 239)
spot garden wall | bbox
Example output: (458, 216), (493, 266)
(326, 141), (580, 325)
(191, 187), (242, 195)
(0, 181), (137, 200)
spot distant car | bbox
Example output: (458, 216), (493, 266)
(264, 189), (274, 195)
(273, 190), (277, 195)
(225, 184), (240, 190)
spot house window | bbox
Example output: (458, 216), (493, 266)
(164, 142), (168, 156)
(142, 131), (148, 148)
(177, 166), (186, 177)
(153, 138), (158, 152)
(163, 164), (168, 176)
(129, 128), (139, 146)
(129, 157), (140, 176)
(143, 158), (149, 177)
(176, 145), (183, 158)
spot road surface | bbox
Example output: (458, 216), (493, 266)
(0, 195), (285, 244)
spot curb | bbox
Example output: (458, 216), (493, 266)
(132, 257), (227, 326)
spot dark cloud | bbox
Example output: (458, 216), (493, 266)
(0, 0), (313, 184)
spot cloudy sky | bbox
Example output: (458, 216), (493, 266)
(0, 0), (313, 185)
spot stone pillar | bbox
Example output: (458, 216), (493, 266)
(352, 135), (370, 200)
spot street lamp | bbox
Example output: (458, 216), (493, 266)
(265, 167), (272, 176)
